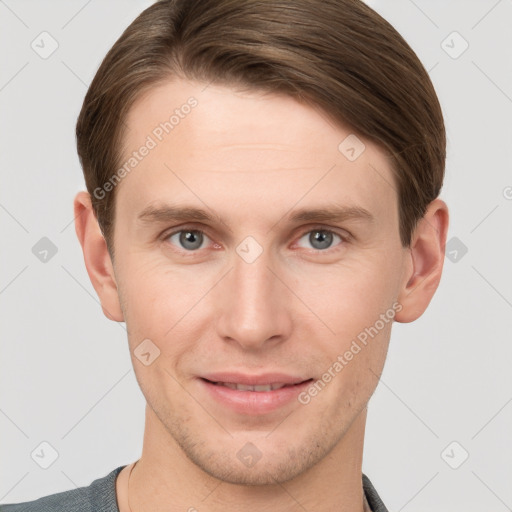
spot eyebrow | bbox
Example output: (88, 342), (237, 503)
(136, 203), (374, 229)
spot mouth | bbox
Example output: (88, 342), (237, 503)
(197, 376), (315, 415)
(201, 378), (313, 392)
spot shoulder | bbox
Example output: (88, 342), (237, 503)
(362, 473), (389, 512)
(0, 466), (126, 512)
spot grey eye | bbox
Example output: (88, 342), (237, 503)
(169, 230), (207, 251)
(296, 230), (342, 251)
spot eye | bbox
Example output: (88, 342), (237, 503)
(161, 225), (349, 255)
(295, 228), (346, 251)
(166, 229), (211, 251)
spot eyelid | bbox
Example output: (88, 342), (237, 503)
(296, 224), (352, 241)
(160, 224), (213, 243)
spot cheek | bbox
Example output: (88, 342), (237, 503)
(119, 261), (222, 375)
(305, 289), (393, 417)
(297, 255), (400, 344)
(116, 257), (189, 345)
(293, 255), (398, 409)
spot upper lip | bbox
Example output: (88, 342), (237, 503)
(200, 372), (311, 386)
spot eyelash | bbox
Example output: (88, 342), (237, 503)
(160, 224), (351, 256)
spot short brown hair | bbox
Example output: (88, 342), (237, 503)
(76, 0), (445, 259)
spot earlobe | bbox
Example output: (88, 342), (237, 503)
(395, 198), (449, 323)
(73, 191), (124, 322)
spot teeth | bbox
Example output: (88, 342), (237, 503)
(215, 382), (288, 391)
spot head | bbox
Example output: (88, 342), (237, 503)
(74, 0), (448, 485)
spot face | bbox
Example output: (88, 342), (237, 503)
(109, 79), (410, 484)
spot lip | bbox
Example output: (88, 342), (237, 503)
(198, 372), (314, 415)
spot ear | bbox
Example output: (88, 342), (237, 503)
(395, 198), (449, 323)
(73, 191), (124, 322)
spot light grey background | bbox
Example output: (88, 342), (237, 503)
(1, 1), (511, 510)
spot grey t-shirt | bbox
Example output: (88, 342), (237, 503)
(0, 466), (388, 512)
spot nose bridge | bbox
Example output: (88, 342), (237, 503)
(233, 245), (275, 307)
(216, 237), (291, 349)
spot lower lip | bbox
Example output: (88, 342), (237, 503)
(198, 378), (313, 415)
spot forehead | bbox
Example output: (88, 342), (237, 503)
(116, 78), (397, 224)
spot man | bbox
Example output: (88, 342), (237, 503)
(1, 0), (448, 511)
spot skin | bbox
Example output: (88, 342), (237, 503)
(74, 78), (449, 512)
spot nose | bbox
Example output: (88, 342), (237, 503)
(215, 247), (293, 352)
